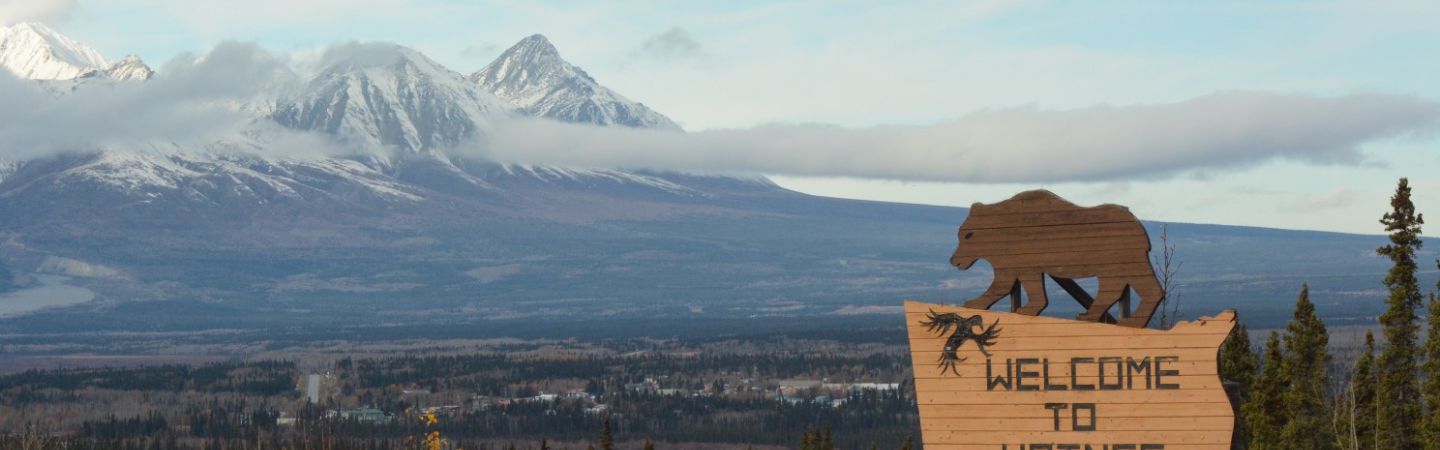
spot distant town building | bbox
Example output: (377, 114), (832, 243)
(339, 408), (391, 424)
(305, 374), (322, 404)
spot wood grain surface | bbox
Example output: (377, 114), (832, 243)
(948, 190), (1165, 328)
(905, 301), (1236, 449)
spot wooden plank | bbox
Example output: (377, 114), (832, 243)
(920, 416), (1235, 431)
(955, 222), (1148, 242)
(913, 374), (1222, 391)
(921, 429), (1230, 444)
(960, 209), (1138, 230)
(957, 237), (1151, 256)
(913, 360), (1218, 379)
(925, 445), (1229, 450)
(918, 403), (1235, 418)
(916, 388), (1232, 405)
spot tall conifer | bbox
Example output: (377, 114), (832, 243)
(1244, 332), (1288, 449)
(1280, 284), (1337, 448)
(1352, 332), (1378, 450)
(1377, 178), (1424, 449)
(1423, 288), (1440, 448)
(1220, 322), (1259, 448)
(1221, 323), (1260, 395)
(599, 416), (614, 450)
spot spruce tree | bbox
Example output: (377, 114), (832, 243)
(1352, 332), (1378, 450)
(1220, 322), (1259, 448)
(1221, 323), (1260, 395)
(1243, 331), (1287, 449)
(1377, 177), (1424, 449)
(1280, 284), (1337, 448)
(898, 434), (914, 450)
(599, 416), (614, 450)
(643, 438), (655, 450)
(799, 429), (817, 450)
(1423, 288), (1440, 449)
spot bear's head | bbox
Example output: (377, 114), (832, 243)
(949, 203), (987, 270)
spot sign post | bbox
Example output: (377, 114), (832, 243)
(906, 190), (1236, 450)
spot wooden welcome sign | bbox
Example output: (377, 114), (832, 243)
(906, 191), (1236, 450)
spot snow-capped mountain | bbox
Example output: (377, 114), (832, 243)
(472, 35), (682, 131)
(271, 43), (515, 165)
(0, 22), (151, 81)
(92, 54), (154, 81)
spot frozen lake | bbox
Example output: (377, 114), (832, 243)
(0, 275), (96, 317)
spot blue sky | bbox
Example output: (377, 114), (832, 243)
(9, 0), (1440, 233)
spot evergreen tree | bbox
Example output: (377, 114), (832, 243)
(821, 425), (834, 450)
(1280, 284), (1337, 448)
(1243, 332), (1287, 449)
(1220, 322), (1259, 448)
(599, 416), (614, 450)
(1424, 288), (1440, 449)
(1376, 177), (1424, 449)
(898, 434), (914, 450)
(643, 438), (655, 450)
(1221, 323), (1260, 396)
(798, 429), (817, 450)
(1352, 332), (1378, 450)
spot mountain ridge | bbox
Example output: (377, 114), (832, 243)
(472, 34), (683, 130)
(0, 22), (152, 81)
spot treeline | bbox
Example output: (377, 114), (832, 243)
(345, 352), (905, 393)
(0, 360), (297, 399)
(1223, 178), (1440, 449)
(322, 389), (913, 446)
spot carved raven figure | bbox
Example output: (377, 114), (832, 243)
(920, 310), (1001, 376)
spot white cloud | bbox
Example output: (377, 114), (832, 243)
(1285, 187), (1358, 212)
(476, 92), (1440, 183)
(0, 42), (317, 160)
(634, 27), (706, 63)
(4, 38), (1436, 188)
(0, 0), (76, 25)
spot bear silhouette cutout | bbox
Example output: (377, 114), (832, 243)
(949, 190), (1164, 328)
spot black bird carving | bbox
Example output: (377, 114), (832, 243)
(920, 310), (1001, 376)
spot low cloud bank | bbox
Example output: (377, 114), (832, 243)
(2, 38), (1437, 183)
(479, 92), (1440, 183)
(0, 0), (75, 25)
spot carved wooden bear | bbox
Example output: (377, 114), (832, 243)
(949, 190), (1164, 328)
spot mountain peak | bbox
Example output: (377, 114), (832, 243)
(0, 21), (111, 80)
(272, 42), (515, 163)
(91, 54), (153, 81)
(514, 34), (558, 54)
(472, 34), (682, 130)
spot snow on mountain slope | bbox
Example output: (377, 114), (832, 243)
(94, 54), (154, 81)
(472, 35), (682, 131)
(1, 22), (107, 80)
(271, 42), (515, 165)
(1, 30), (761, 213)
(0, 159), (14, 184)
(0, 148), (425, 207)
(0, 22), (154, 83)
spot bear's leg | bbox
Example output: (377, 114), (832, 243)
(963, 271), (1018, 311)
(1118, 275), (1165, 328)
(1077, 277), (1127, 322)
(1015, 273), (1048, 316)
